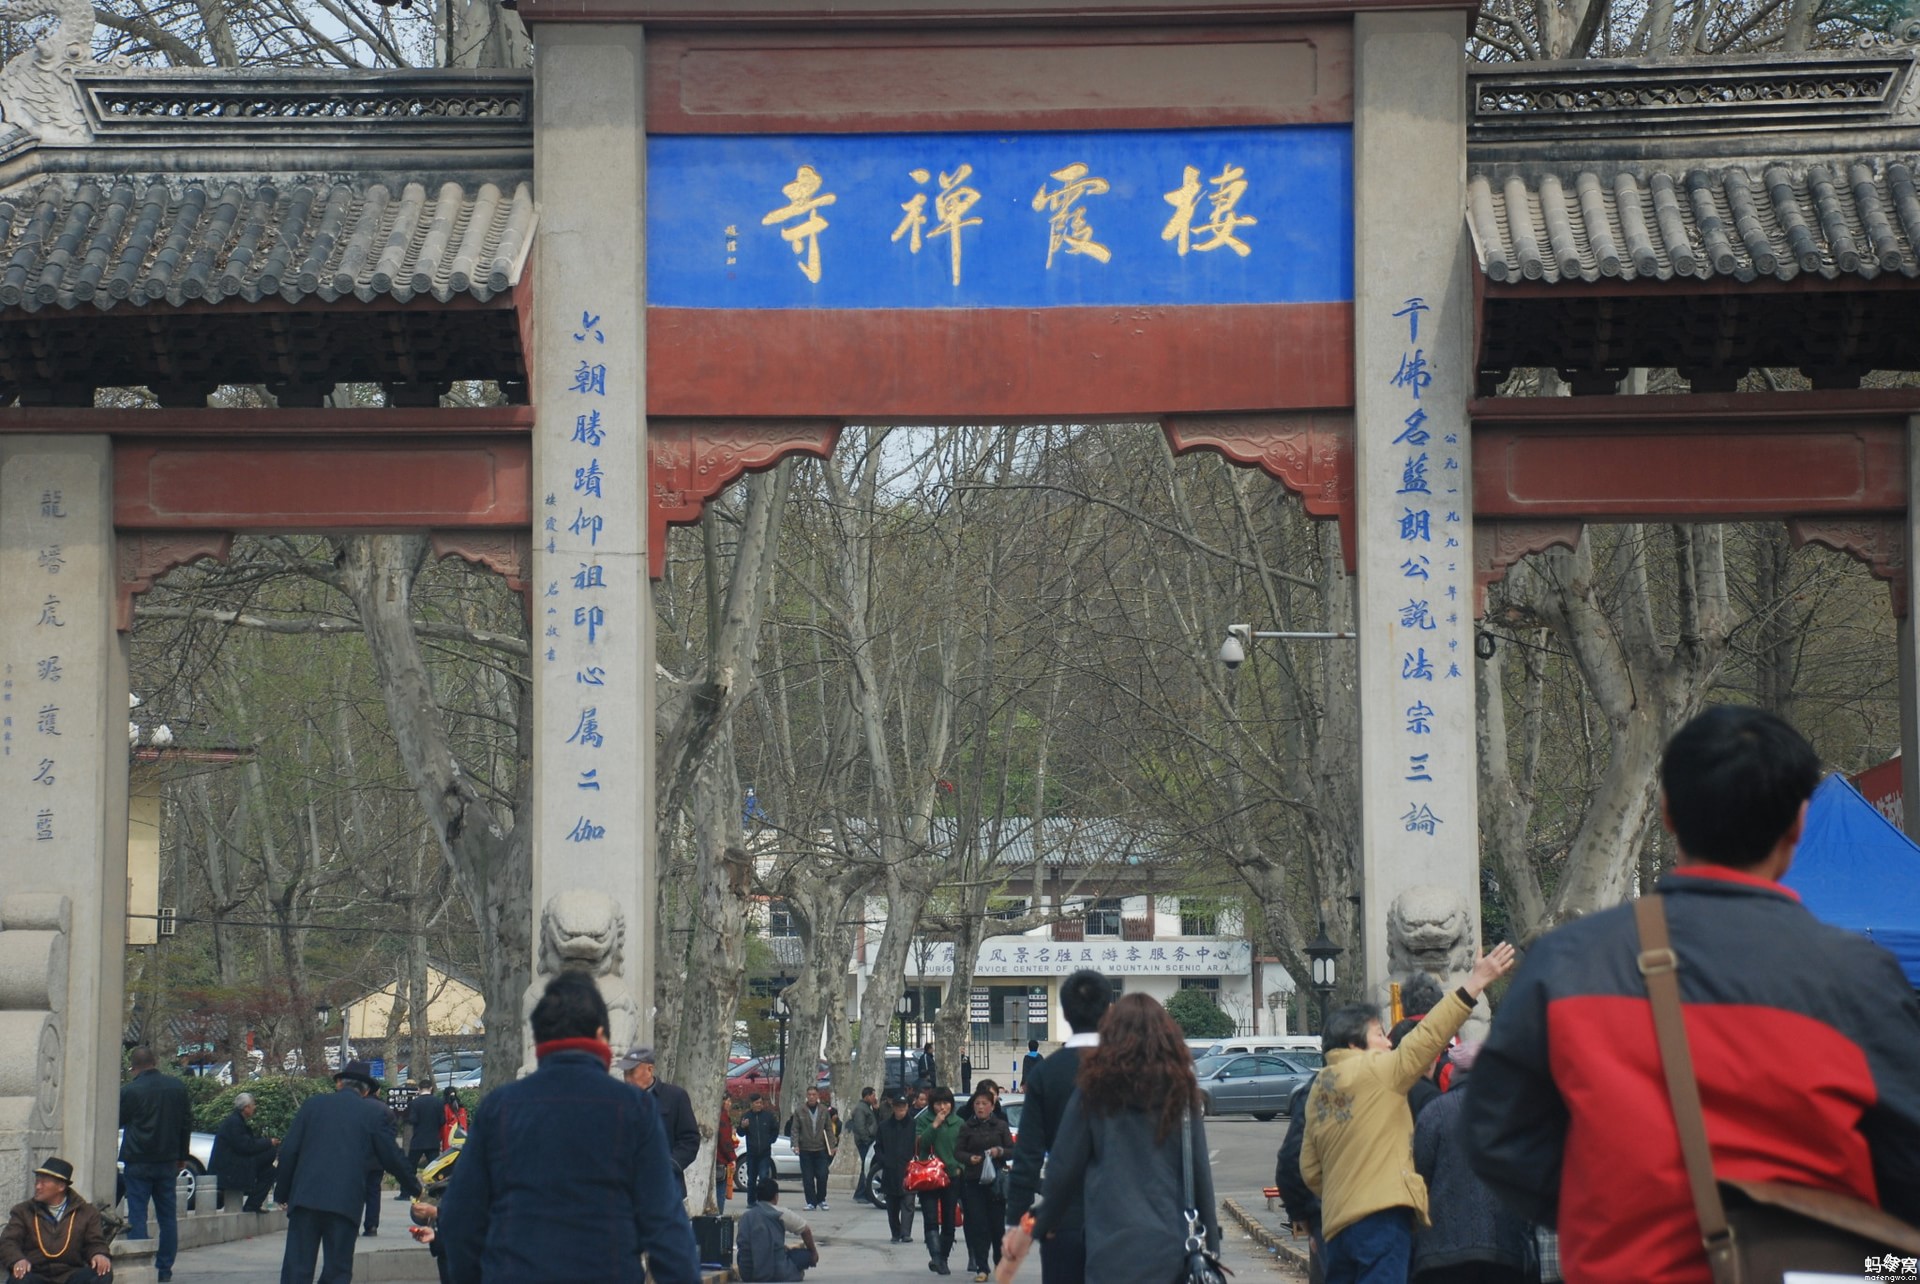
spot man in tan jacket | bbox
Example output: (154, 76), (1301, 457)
(1302, 942), (1516, 1284)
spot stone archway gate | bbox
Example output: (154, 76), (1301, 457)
(2, 0), (1920, 1193)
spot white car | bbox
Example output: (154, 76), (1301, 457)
(116, 1129), (217, 1210)
(768, 1134), (801, 1180)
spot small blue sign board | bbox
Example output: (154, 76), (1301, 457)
(647, 126), (1352, 311)
(368, 1058), (385, 1080)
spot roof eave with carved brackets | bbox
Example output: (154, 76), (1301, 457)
(1468, 51), (1920, 166)
(0, 65), (532, 188)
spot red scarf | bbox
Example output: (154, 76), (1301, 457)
(533, 1037), (612, 1068)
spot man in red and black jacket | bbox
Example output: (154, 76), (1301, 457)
(1464, 705), (1920, 1284)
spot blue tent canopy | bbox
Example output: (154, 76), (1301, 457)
(1783, 773), (1920, 988)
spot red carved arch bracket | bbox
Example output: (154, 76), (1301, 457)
(431, 532), (534, 609)
(1472, 519), (1584, 618)
(1788, 517), (1909, 619)
(1161, 412), (1356, 571)
(648, 419), (842, 578)
(116, 532), (234, 632)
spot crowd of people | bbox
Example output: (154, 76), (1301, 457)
(72, 704), (1920, 1284)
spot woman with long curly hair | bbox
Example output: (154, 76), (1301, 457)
(1001, 993), (1221, 1281)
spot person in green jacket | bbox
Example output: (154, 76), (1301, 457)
(915, 1087), (964, 1274)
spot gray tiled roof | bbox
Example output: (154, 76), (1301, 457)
(1465, 55), (1920, 288)
(1468, 161), (1920, 285)
(917, 816), (1176, 867)
(0, 174), (533, 312)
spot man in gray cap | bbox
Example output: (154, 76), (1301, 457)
(275, 1060), (423, 1284)
(618, 1046), (701, 1195)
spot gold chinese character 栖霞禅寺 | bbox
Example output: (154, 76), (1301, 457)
(1162, 164), (1256, 257)
(762, 165), (838, 284)
(893, 166), (984, 287)
(1031, 163), (1112, 269)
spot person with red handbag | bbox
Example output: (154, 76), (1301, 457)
(914, 1087), (965, 1274)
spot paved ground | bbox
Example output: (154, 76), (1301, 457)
(154, 1113), (1312, 1282)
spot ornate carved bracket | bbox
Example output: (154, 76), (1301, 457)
(1161, 413), (1356, 572)
(1787, 517), (1909, 619)
(115, 533), (233, 632)
(430, 531), (533, 604)
(648, 419), (842, 578)
(1472, 519), (1583, 617)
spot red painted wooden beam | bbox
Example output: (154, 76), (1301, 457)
(523, 1), (1472, 26)
(0, 407), (534, 436)
(645, 25), (1352, 134)
(649, 304), (1354, 419)
(1470, 390), (1920, 521)
(114, 437), (532, 530)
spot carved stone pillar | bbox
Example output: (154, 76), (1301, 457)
(0, 437), (126, 1196)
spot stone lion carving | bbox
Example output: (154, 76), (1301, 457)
(520, 888), (641, 1073)
(0, 0), (98, 147)
(1386, 885), (1476, 984)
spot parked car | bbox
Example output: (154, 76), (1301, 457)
(723, 1055), (830, 1101)
(769, 1134), (801, 1181)
(397, 1050), (484, 1091)
(116, 1129), (216, 1210)
(1192, 1053), (1317, 1121)
(1190, 1035), (1326, 1067)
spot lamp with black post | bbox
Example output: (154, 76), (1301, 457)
(895, 990), (916, 1092)
(1305, 921), (1343, 1034)
(314, 1001), (334, 1073)
(770, 971), (792, 1114)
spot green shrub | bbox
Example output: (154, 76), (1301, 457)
(1165, 989), (1236, 1039)
(194, 1076), (336, 1138)
(179, 1073), (227, 1113)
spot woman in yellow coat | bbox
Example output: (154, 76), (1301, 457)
(1301, 942), (1516, 1284)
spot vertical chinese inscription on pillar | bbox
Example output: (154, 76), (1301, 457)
(0, 457), (90, 858)
(1383, 296), (1468, 842)
(546, 309), (613, 846)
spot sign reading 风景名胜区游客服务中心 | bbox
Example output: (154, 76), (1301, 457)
(908, 939), (1254, 978)
(646, 127), (1352, 310)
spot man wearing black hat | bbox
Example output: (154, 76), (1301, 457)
(617, 1047), (700, 1197)
(0, 1158), (111, 1284)
(275, 1060), (423, 1284)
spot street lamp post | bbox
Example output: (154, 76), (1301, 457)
(771, 971), (792, 1112)
(1305, 921), (1343, 1034)
(894, 991), (915, 1092)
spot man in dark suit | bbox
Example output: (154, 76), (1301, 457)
(404, 1080), (442, 1169)
(618, 1046), (700, 1198)
(275, 1060), (423, 1284)
(1003, 969), (1112, 1284)
(210, 1091), (278, 1212)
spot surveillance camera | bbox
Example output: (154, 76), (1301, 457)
(1218, 624), (1252, 669)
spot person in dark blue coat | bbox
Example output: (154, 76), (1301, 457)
(209, 1092), (278, 1212)
(275, 1060), (424, 1284)
(437, 970), (699, 1284)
